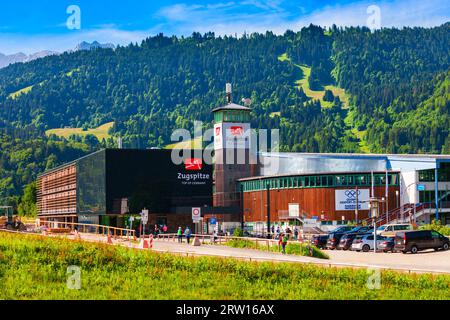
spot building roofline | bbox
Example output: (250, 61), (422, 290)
(237, 170), (401, 182)
(259, 152), (450, 160)
(212, 102), (251, 113)
(37, 149), (107, 178)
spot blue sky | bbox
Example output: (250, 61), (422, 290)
(0, 0), (448, 54)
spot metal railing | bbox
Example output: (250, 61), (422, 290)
(156, 233), (312, 247)
(39, 220), (135, 240)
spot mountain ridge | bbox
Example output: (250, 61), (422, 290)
(0, 41), (116, 69)
(0, 24), (449, 205)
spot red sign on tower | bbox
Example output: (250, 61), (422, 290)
(230, 126), (244, 136)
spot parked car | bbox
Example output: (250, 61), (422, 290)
(331, 226), (355, 234)
(326, 227), (354, 250)
(376, 224), (413, 238)
(338, 233), (359, 250)
(345, 226), (374, 235)
(394, 230), (450, 254)
(311, 234), (328, 249)
(378, 237), (395, 253)
(351, 234), (387, 252)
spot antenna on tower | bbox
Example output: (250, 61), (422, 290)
(226, 83), (232, 104)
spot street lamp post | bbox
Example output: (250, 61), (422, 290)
(395, 190), (400, 221)
(266, 182), (271, 239)
(369, 197), (380, 253)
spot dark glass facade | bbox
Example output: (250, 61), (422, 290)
(77, 150), (106, 215)
(104, 149), (212, 214)
(419, 163), (450, 182)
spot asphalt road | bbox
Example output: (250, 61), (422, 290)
(149, 238), (450, 274)
(43, 232), (450, 274)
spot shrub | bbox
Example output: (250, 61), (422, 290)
(225, 238), (329, 259)
(419, 221), (450, 236)
(233, 228), (244, 237)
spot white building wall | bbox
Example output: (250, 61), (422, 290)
(400, 171), (418, 205)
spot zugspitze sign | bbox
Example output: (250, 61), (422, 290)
(335, 189), (370, 211)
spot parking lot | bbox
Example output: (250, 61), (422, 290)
(324, 248), (450, 273)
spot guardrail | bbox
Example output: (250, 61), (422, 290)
(39, 220), (135, 240)
(156, 233), (312, 247)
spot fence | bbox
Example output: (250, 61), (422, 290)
(39, 220), (135, 240)
(156, 233), (312, 247)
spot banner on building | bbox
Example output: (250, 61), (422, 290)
(214, 123), (251, 149)
(335, 189), (370, 211)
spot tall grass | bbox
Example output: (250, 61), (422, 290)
(0, 232), (449, 300)
(224, 239), (330, 259)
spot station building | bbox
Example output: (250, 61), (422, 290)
(37, 149), (213, 231)
(37, 87), (450, 234)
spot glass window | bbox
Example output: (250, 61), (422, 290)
(304, 176), (309, 187)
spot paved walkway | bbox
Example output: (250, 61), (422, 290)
(47, 232), (450, 274)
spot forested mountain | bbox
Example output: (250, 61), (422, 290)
(0, 23), (449, 207)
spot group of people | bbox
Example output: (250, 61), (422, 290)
(176, 226), (192, 244)
(153, 224), (168, 235)
(271, 225), (301, 241)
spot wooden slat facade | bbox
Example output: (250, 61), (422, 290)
(242, 186), (400, 222)
(37, 164), (77, 216)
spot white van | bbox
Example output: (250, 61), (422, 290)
(376, 224), (413, 237)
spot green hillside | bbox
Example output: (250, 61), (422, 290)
(0, 24), (449, 206)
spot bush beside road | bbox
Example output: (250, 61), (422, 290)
(224, 238), (330, 259)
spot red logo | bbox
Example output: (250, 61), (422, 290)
(215, 127), (221, 136)
(230, 126), (244, 136)
(185, 158), (203, 171)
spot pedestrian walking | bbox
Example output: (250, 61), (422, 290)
(184, 227), (192, 244)
(294, 227), (299, 241)
(281, 233), (288, 254)
(278, 233), (283, 252)
(177, 227), (183, 243)
(213, 225), (218, 243)
(162, 224), (168, 233)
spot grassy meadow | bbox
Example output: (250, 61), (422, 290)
(45, 122), (114, 141)
(0, 232), (449, 300)
(277, 53), (350, 109)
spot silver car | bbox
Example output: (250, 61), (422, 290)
(351, 234), (386, 252)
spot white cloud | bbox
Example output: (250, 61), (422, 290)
(293, 0), (450, 29)
(0, 0), (448, 54)
(155, 0), (449, 36)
